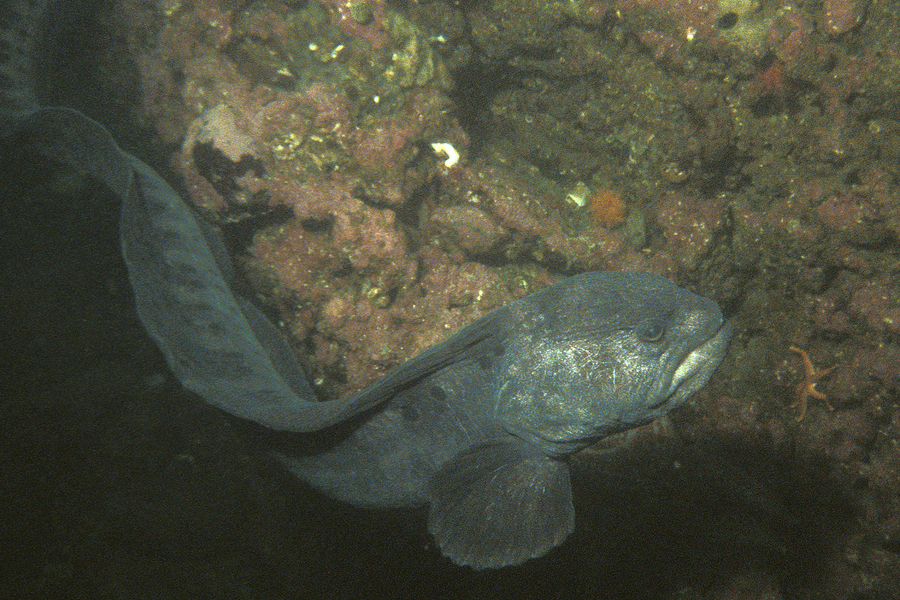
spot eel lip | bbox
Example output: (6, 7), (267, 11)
(669, 319), (733, 394)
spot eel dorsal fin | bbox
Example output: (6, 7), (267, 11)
(3, 105), (508, 433)
(1, 0), (511, 434)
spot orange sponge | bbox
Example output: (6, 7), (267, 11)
(589, 188), (625, 229)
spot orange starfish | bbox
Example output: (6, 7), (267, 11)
(789, 346), (834, 421)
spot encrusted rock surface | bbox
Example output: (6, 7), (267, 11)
(6, 0), (900, 596)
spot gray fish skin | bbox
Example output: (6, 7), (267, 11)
(0, 0), (44, 120)
(0, 0), (732, 570)
(280, 271), (731, 568)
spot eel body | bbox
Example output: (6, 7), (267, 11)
(0, 0), (732, 569)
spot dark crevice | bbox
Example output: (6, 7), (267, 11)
(219, 203), (294, 254)
(448, 61), (514, 156)
(192, 142), (265, 197)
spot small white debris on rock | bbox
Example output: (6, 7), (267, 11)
(566, 181), (590, 207)
(431, 142), (460, 168)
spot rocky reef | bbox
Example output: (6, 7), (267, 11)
(14, 0), (896, 596)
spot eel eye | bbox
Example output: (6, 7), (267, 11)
(638, 321), (665, 342)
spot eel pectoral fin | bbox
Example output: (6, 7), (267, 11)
(427, 439), (574, 569)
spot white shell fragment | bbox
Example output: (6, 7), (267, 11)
(431, 142), (460, 168)
(566, 181), (590, 207)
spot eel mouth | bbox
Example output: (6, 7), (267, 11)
(666, 319), (733, 399)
